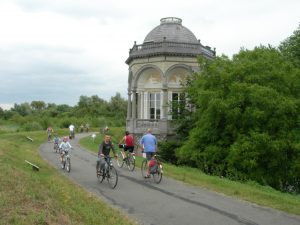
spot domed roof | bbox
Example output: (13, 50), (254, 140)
(143, 17), (198, 44)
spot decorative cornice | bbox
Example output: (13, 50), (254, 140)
(126, 41), (215, 64)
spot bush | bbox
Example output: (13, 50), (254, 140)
(21, 121), (43, 131)
(158, 140), (182, 164)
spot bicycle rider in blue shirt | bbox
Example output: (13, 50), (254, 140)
(140, 128), (157, 178)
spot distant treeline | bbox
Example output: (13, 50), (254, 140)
(0, 93), (127, 131)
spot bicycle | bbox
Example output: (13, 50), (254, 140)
(116, 144), (135, 171)
(47, 133), (52, 142)
(69, 130), (75, 139)
(53, 141), (60, 153)
(141, 154), (163, 184)
(97, 155), (118, 189)
(61, 149), (71, 172)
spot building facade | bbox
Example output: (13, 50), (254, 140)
(125, 17), (215, 139)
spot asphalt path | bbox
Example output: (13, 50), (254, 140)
(39, 133), (300, 225)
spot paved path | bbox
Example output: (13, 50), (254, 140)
(40, 133), (300, 225)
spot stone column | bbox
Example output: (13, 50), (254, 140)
(127, 90), (132, 119)
(162, 84), (168, 119)
(132, 89), (137, 119)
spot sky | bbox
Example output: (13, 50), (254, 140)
(0, 0), (299, 110)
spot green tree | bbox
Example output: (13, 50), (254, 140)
(108, 92), (127, 117)
(0, 107), (4, 118)
(31, 101), (46, 111)
(11, 103), (32, 116)
(75, 95), (108, 116)
(177, 46), (300, 192)
(279, 24), (300, 68)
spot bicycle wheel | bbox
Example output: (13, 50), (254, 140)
(97, 169), (105, 183)
(66, 157), (71, 172)
(153, 163), (163, 184)
(127, 154), (135, 171)
(107, 166), (118, 189)
(55, 145), (59, 153)
(116, 151), (124, 168)
(141, 159), (148, 178)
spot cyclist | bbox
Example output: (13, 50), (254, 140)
(96, 135), (117, 176)
(69, 124), (75, 139)
(140, 128), (157, 178)
(59, 136), (72, 169)
(80, 124), (84, 133)
(46, 126), (54, 141)
(53, 134), (60, 151)
(118, 131), (134, 161)
(85, 123), (90, 132)
(104, 126), (109, 133)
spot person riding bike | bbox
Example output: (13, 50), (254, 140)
(118, 131), (134, 161)
(96, 135), (117, 176)
(46, 126), (54, 141)
(69, 124), (75, 139)
(59, 136), (72, 169)
(140, 128), (157, 178)
(53, 134), (60, 151)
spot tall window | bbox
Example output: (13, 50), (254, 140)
(171, 92), (185, 119)
(149, 93), (161, 119)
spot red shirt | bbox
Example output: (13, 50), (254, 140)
(125, 135), (134, 147)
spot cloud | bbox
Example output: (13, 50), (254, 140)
(0, 0), (299, 107)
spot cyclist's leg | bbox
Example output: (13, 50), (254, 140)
(124, 146), (130, 158)
(61, 151), (65, 168)
(127, 146), (135, 171)
(128, 146), (134, 154)
(96, 158), (100, 175)
(145, 152), (154, 177)
(122, 147), (128, 160)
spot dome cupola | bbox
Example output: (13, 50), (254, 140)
(126, 17), (215, 64)
(144, 17), (199, 44)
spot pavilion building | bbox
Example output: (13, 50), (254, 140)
(125, 17), (215, 139)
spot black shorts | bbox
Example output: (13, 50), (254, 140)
(124, 146), (134, 153)
(145, 152), (155, 160)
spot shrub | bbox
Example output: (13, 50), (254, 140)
(158, 140), (181, 164)
(21, 121), (43, 131)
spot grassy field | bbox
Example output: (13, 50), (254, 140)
(80, 128), (300, 216)
(0, 130), (137, 225)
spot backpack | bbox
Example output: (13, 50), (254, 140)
(149, 159), (157, 174)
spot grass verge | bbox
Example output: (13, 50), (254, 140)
(0, 131), (137, 225)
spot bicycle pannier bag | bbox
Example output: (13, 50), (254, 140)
(149, 159), (157, 174)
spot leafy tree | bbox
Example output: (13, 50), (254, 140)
(169, 89), (196, 140)
(11, 103), (32, 116)
(31, 101), (46, 111)
(0, 107), (3, 118)
(279, 24), (300, 68)
(176, 46), (300, 192)
(108, 92), (127, 117)
(75, 95), (108, 116)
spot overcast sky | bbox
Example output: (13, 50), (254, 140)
(0, 0), (299, 109)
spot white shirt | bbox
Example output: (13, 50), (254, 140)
(59, 141), (72, 151)
(69, 124), (75, 131)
